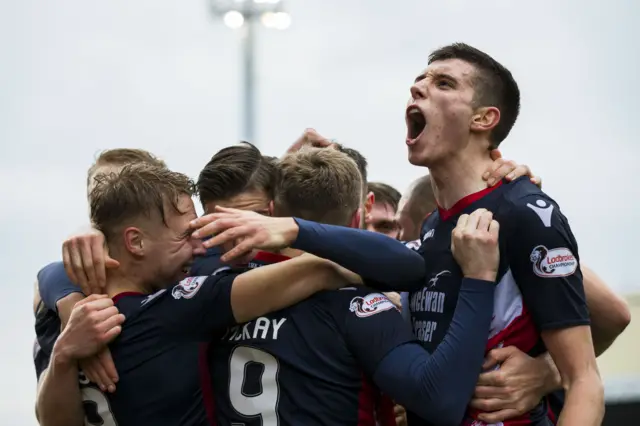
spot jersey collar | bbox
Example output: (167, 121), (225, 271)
(112, 291), (145, 303)
(438, 180), (503, 222)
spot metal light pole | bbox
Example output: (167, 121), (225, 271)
(210, 0), (291, 145)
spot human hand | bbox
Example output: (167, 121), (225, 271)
(80, 348), (118, 393)
(451, 209), (500, 282)
(286, 128), (338, 154)
(62, 228), (120, 295)
(384, 292), (403, 311)
(54, 295), (125, 362)
(394, 404), (408, 426)
(470, 346), (550, 423)
(191, 206), (299, 263)
(484, 150), (542, 188)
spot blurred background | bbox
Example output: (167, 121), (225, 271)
(1, 0), (638, 424)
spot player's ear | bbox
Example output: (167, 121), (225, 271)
(470, 106), (500, 134)
(268, 200), (274, 217)
(123, 227), (145, 256)
(350, 208), (361, 229)
(364, 191), (374, 216)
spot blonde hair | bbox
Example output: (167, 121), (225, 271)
(274, 147), (362, 226)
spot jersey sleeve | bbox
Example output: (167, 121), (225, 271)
(38, 262), (83, 312)
(292, 218), (426, 289)
(158, 272), (238, 340)
(336, 288), (418, 376)
(507, 194), (589, 330)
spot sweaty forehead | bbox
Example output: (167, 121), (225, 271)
(419, 59), (477, 82)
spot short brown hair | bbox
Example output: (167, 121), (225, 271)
(90, 163), (195, 241)
(87, 148), (167, 187)
(368, 182), (401, 212)
(274, 147), (362, 226)
(197, 142), (276, 207)
(429, 43), (520, 147)
(334, 144), (368, 185)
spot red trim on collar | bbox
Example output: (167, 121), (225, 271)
(112, 291), (144, 303)
(438, 180), (503, 221)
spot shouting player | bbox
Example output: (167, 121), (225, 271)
(191, 45), (620, 425)
(35, 163), (362, 426)
(206, 147), (501, 425)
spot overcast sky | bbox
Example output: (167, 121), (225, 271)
(1, 0), (639, 423)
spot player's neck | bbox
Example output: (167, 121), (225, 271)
(106, 268), (150, 298)
(428, 149), (493, 210)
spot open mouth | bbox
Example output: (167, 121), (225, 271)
(406, 106), (427, 143)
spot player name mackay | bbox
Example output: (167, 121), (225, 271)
(225, 317), (287, 342)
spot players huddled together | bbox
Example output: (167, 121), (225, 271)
(33, 43), (631, 426)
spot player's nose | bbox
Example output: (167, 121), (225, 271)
(410, 83), (426, 101)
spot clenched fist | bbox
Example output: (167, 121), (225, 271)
(451, 208), (500, 282)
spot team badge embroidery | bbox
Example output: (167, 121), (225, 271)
(171, 276), (207, 299)
(530, 245), (577, 278)
(349, 293), (396, 318)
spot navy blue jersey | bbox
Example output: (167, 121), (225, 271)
(406, 177), (588, 426)
(34, 264), (67, 380)
(75, 274), (236, 426)
(209, 258), (416, 426)
(33, 299), (59, 380)
(191, 246), (226, 276)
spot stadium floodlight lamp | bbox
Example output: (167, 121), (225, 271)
(210, 0), (290, 30)
(209, 0), (291, 143)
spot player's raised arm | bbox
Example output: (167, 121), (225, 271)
(507, 194), (604, 425)
(161, 254), (358, 339)
(342, 209), (499, 425)
(36, 295), (124, 426)
(191, 207), (426, 290)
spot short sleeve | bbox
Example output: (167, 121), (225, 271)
(158, 272), (238, 340)
(338, 288), (418, 376)
(38, 262), (83, 312)
(506, 194), (589, 330)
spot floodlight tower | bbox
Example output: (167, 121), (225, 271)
(210, 0), (291, 144)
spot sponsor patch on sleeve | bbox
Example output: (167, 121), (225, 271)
(171, 276), (208, 300)
(349, 293), (397, 318)
(529, 245), (578, 278)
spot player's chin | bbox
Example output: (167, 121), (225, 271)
(407, 145), (430, 167)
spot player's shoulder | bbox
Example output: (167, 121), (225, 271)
(500, 177), (559, 208)
(167, 269), (239, 301)
(498, 177), (565, 224)
(37, 261), (68, 283)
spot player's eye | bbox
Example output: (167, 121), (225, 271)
(375, 221), (399, 233)
(436, 79), (452, 88)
